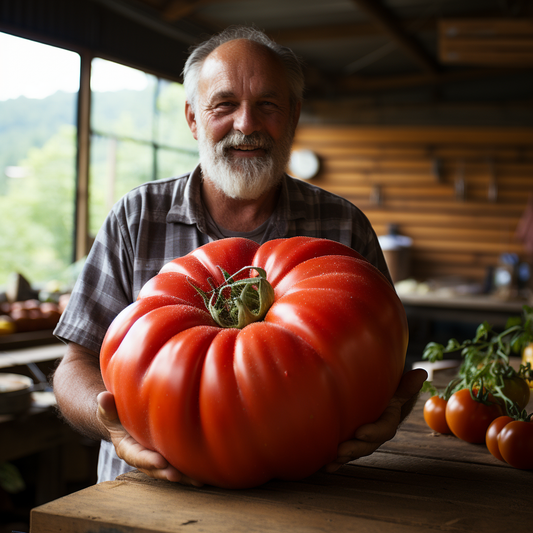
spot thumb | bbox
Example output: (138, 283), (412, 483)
(395, 368), (428, 403)
(97, 391), (119, 423)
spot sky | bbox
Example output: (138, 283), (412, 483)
(0, 31), (149, 101)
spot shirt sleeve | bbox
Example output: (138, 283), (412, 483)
(354, 217), (393, 286)
(54, 207), (135, 354)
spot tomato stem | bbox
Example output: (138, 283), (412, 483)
(189, 266), (275, 329)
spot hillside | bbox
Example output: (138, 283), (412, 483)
(0, 88), (156, 172)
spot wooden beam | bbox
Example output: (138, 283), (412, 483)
(305, 66), (525, 96)
(439, 19), (533, 66)
(269, 9), (502, 43)
(350, 0), (440, 74)
(162, 0), (247, 22)
(269, 19), (436, 43)
(163, 0), (210, 21)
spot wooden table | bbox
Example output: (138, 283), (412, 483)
(29, 369), (533, 533)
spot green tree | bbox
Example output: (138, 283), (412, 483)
(0, 125), (76, 286)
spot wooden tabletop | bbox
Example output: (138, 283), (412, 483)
(30, 381), (533, 532)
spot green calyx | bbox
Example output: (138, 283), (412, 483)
(189, 266), (275, 329)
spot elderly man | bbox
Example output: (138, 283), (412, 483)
(53, 26), (426, 487)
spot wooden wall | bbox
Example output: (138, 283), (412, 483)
(292, 126), (533, 284)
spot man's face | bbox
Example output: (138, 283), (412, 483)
(186, 39), (300, 200)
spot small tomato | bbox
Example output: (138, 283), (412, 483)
(498, 420), (533, 470)
(445, 389), (503, 444)
(485, 416), (514, 461)
(423, 396), (451, 434)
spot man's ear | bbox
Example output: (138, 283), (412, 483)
(185, 101), (198, 140)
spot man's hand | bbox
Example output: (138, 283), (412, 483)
(324, 368), (428, 473)
(97, 391), (203, 487)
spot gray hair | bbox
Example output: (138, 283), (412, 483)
(183, 26), (305, 112)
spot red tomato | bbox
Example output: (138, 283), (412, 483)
(100, 236), (408, 488)
(498, 420), (533, 470)
(445, 389), (503, 443)
(485, 416), (514, 461)
(423, 396), (451, 434)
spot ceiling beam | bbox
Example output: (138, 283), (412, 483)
(162, 0), (246, 22)
(350, 0), (440, 74)
(163, 0), (211, 21)
(269, 19), (436, 43)
(305, 67), (526, 97)
(269, 8), (502, 43)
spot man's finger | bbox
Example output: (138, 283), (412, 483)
(354, 369), (428, 442)
(97, 391), (119, 422)
(394, 368), (428, 403)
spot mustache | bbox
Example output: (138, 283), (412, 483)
(216, 131), (275, 153)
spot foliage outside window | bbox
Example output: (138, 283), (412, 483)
(0, 33), (79, 290)
(88, 59), (198, 237)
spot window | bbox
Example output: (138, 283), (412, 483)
(0, 35), (199, 293)
(0, 32), (79, 289)
(88, 59), (198, 236)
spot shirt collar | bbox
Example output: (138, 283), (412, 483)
(166, 164), (207, 231)
(166, 164), (306, 236)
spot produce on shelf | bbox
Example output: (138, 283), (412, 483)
(0, 299), (63, 335)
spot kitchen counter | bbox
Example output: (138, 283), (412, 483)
(399, 292), (531, 358)
(400, 292), (528, 313)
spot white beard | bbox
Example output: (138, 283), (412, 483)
(197, 122), (294, 200)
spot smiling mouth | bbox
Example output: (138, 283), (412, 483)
(233, 145), (263, 151)
(229, 145), (267, 157)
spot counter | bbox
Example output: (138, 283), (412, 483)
(29, 366), (533, 533)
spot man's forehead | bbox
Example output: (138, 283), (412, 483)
(198, 40), (290, 98)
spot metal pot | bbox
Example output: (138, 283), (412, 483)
(0, 373), (34, 415)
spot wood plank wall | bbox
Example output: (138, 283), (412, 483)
(292, 126), (533, 284)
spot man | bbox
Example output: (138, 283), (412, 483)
(53, 26), (427, 487)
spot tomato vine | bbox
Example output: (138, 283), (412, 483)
(421, 305), (533, 417)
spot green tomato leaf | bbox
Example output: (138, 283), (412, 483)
(474, 321), (492, 342)
(444, 338), (462, 352)
(0, 462), (25, 494)
(422, 342), (444, 362)
(421, 380), (439, 396)
(505, 315), (522, 329)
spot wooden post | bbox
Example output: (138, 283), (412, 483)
(74, 50), (92, 262)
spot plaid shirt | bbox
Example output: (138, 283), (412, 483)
(55, 165), (390, 354)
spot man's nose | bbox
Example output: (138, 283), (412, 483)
(233, 103), (261, 136)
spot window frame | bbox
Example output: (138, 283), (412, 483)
(75, 52), (198, 261)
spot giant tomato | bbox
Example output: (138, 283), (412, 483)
(100, 236), (408, 488)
